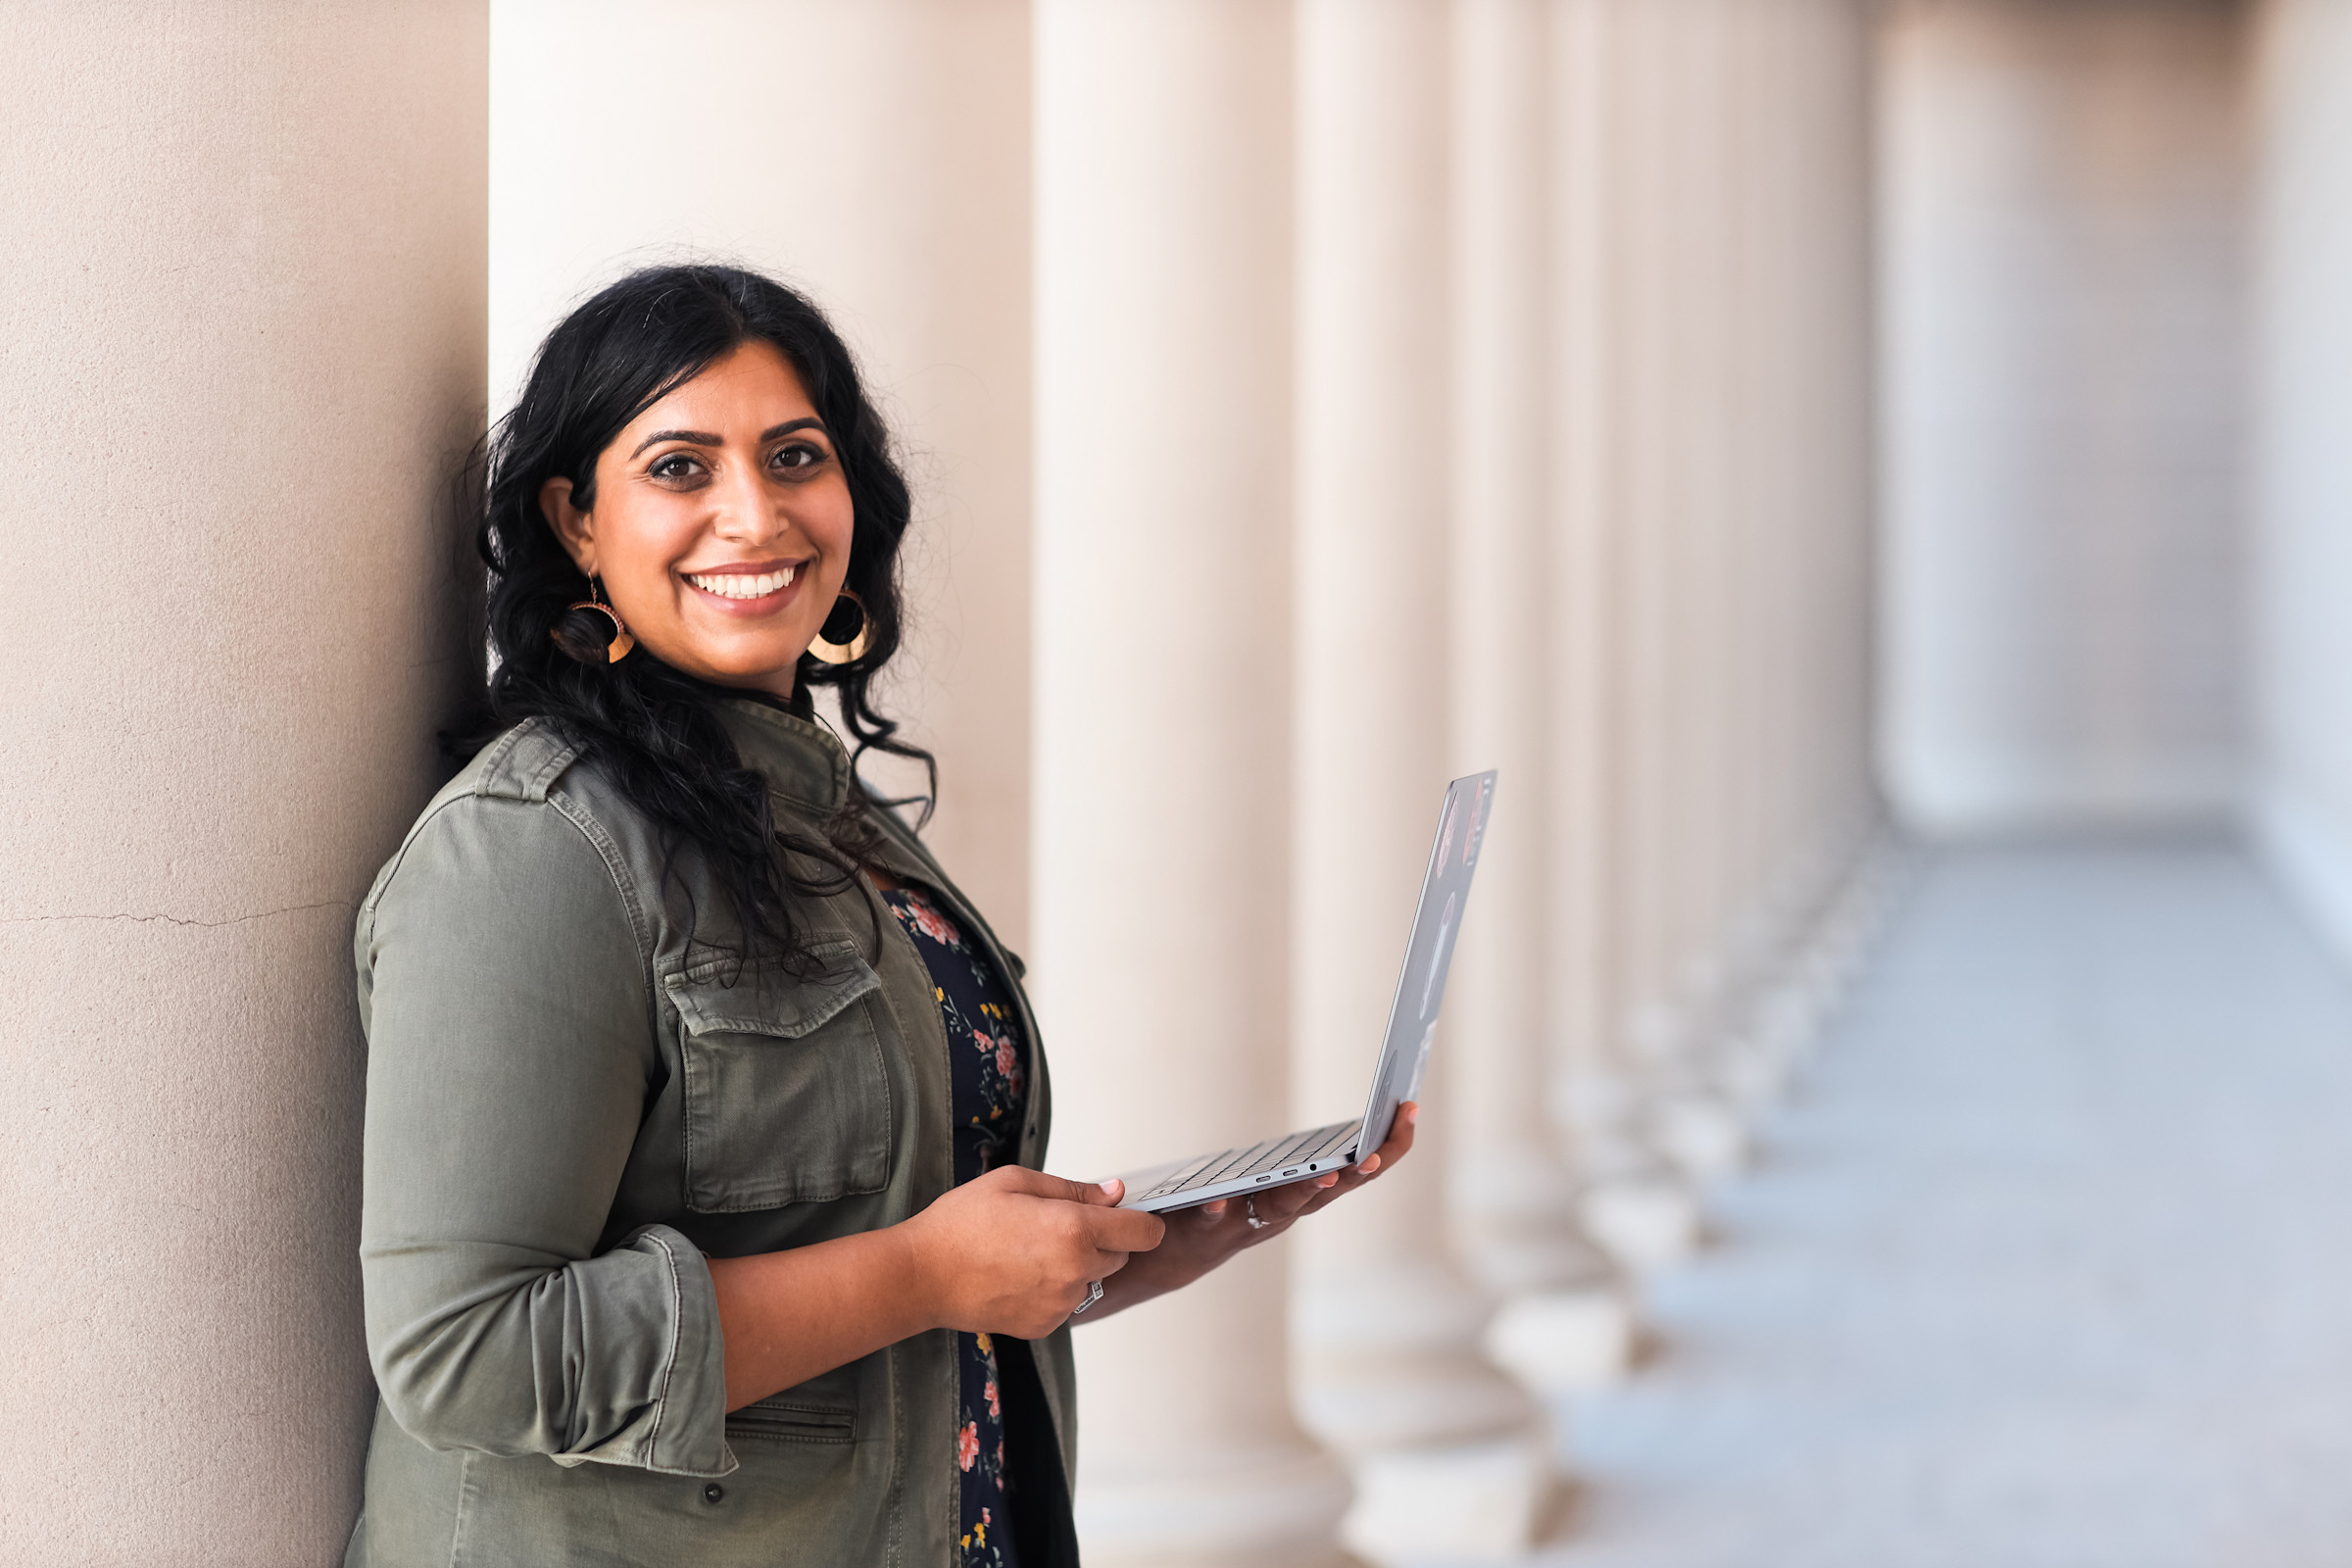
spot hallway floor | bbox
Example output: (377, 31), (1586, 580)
(1544, 842), (2352, 1566)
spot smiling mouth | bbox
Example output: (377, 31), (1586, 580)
(683, 564), (798, 601)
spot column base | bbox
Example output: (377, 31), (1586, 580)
(1295, 1348), (1537, 1453)
(1716, 1027), (1795, 1109)
(1295, 1263), (1549, 1560)
(1483, 1283), (1636, 1392)
(1076, 1443), (1353, 1568)
(1651, 1089), (1748, 1180)
(1453, 1146), (1625, 1294)
(1580, 1171), (1702, 1271)
(1340, 1432), (1554, 1565)
(1295, 1266), (1537, 1451)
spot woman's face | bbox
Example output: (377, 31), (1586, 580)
(541, 339), (856, 697)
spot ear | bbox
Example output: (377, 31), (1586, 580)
(540, 476), (596, 575)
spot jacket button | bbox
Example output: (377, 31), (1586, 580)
(702, 1483), (725, 1504)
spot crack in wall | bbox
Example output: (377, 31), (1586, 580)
(0, 901), (355, 930)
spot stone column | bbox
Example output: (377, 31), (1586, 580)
(1673, 0), (1735, 1100)
(1031, 4), (1350, 1566)
(1446, 0), (1636, 1396)
(0, 5), (487, 1562)
(1783, 0), (1886, 1054)
(1710, 0), (1815, 1114)
(1642, 0), (1763, 1183)
(2250, 0), (2352, 958)
(1557, 0), (1711, 1274)
(1748, 0), (1849, 1099)
(1544, 0), (1628, 1197)
(490, 0), (1037, 945)
(1712, 0), (1886, 1104)
(1288, 0), (1549, 1558)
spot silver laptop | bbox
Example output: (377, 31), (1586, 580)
(1114, 770), (1497, 1213)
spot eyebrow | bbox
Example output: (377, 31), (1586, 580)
(630, 417), (829, 460)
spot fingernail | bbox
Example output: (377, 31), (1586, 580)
(1361, 1155), (1381, 1174)
(1406, 1104), (1419, 1123)
(1100, 1180), (1121, 1196)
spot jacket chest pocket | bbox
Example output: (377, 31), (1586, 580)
(666, 940), (894, 1212)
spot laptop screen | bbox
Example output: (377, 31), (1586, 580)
(1353, 770), (1497, 1158)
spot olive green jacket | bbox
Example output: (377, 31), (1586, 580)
(345, 699), (1072, 1568)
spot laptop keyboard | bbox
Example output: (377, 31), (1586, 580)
(1138, 1119), (1360, 1202)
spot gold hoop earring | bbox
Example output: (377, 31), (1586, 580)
(807, 589), (871, 665)
(556, 573), (635, 663)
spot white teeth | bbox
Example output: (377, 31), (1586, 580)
(687, 564), (796, 599)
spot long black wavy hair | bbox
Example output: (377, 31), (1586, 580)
(453, 263), (934, 973)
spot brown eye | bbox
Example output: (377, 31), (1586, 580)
(651, 453), (703, 480)
(772, 442), (825, 472)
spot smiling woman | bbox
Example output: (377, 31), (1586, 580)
(456, 268), (930, 994)
(538, 342), (858, 691)
(343, 266), (1410, 1568)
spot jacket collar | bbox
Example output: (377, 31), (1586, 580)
(712, 696), (853, 815)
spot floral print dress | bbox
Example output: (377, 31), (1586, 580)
(879, 886), (1033, 1568)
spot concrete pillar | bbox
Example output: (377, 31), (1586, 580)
(1031, 4), (1349, 1565)
(1642, 0), (1756, 1186)
(0, 4), (487, 1562)
(1626, 0), (1701, 1110)
(1691, 0), (1772, 1119)
(1713, 0), (1822, 1112)
(2250, 0), (2352, 962)
(1446, 0), (1636, 1396)
(1728, 0), (1885, 1093)
(1800, 0), (1888, 976)
(1564, 0), (1711, 1274)
(1554, 0), (1888, 1199)
(490, 0), (1037, 944)
(1288, 1), (1549, 1557)
(1544, 0), (1629, 1179)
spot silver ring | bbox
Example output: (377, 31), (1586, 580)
(1246, 1198), (1269, 1232)
(1071, 1278), (1104, 1314)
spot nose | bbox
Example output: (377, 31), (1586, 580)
(710, 454), (785, 547)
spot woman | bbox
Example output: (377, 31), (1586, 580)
(346, 265), (1411, 1568)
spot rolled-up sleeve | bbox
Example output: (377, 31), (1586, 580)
(356, 793), (733, 1478)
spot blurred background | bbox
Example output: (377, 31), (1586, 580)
(8, 0), (2352, 1563)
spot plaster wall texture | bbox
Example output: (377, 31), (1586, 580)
(1031, 3), (1348, 1563)
(0, 4), (487, 1561)
(489, 0), (1036, 949)
(1878, 0), (2250, 834)
(2249, 0), (2352, 964)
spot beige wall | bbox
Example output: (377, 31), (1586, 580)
(1879, 0), (2249, 833)
(0, 4), (487, 1561)
(490, 0), (1036, 947)
(2251, 0), (2352, 958)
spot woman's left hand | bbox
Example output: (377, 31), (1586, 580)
(1075, 1102), (1418, 1321)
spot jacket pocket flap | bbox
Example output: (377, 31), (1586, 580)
(724, 1398), (858, 1444)
(665, 941), (882, 1040)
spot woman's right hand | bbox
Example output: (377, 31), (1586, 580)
(903, 1168), (1167, 1339)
